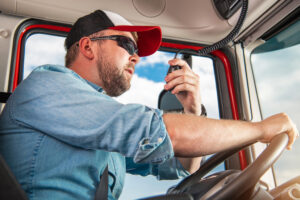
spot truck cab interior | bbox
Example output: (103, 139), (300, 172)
(0, 0), (299, 199)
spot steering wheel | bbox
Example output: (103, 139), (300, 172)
(141, 134), (288, 200)
(173, 133), (289, 199)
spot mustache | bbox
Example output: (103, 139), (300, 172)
(127, 63), (135, 69)
(125, 63), (135, 73)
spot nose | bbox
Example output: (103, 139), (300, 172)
(129, 53), (140, 65)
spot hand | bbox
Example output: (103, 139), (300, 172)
(259, 113), (299, 150)
(164, 58), (202, 115)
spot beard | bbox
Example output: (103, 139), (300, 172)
(96, 56), (132, 97)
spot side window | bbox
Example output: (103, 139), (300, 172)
(251, 21), (300, 186)
(23, 32), (222, 199)
(23, 34), (66, 79)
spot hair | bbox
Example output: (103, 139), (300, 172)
(64, 31), (138, 67)
(131, 32), (138, 43)
(65, 42), (79, 67)
(65, 31), (106, 67)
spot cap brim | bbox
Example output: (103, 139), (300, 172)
(109, 26), (162, 57)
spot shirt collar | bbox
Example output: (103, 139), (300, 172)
(85, 80), (104, 93)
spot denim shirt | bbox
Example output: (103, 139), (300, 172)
(0, 65), (189, 200)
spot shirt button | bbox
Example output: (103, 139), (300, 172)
(157, 138), (163, 143)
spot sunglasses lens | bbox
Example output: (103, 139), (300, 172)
(118, 37), (138, 55)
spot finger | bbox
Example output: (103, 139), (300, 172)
(286, 132), (295, 150)
(168, 58), (191, 69)
(165, 67), (199, 83)
(171, 82), (197, 94)
(164, 73), (198, 91)
(287, 122), (299, 150)
(168, 59), (191, 71)
(166, 70), (198, 85)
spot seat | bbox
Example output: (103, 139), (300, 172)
(0, 154), (28, 200)
(0, 92), (11, 103)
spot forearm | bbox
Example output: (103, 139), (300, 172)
(177, 107), (203, 173)
(177, 157), (202, 174)
(163, 113), (262, 157)
(177, 108), (203, 173)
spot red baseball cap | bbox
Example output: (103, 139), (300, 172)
(65, 10), (162, 57)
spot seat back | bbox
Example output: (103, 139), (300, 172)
(0, 155), (28, 200)
(0, 92), (11, 104)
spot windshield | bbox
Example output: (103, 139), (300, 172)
(251, 20), (300, 186)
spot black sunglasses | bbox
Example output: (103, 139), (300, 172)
(90, 35), (138, 55)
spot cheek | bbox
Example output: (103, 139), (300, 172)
(113, 53), (129, 69)
(99, 44), (129, 68)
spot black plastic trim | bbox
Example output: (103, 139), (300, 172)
(261, 6), (300, 41)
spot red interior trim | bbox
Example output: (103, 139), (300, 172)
(13, 24), (71, 90)
(13, 25), (247, 169)
(162, 42), (247, 170)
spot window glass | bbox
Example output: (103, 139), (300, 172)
(23, 33), (222, 199)
(23, 34), (66, 79)
(251, 21), (300, 186)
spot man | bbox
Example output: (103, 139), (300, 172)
(0, 10), (298, 200)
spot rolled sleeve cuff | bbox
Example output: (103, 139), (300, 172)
(133, 109), (174, 164)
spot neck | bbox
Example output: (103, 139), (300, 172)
(68, 60), (103, 87)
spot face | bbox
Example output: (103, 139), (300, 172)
(96, 53), (134, 97)
(94, 30), (139, 97)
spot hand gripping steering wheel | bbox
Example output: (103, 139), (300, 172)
(141, 134), (288, 200)
(173, 133), (289, 199)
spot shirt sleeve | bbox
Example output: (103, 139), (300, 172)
(10, 66), (174, 164)
(126, 157), (190, 180)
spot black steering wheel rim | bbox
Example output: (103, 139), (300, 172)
(172, 134), (288, 199)
(207, 133), (288, 199)
(173, 143), (251, 192)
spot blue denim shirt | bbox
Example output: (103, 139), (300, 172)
(0, 65), (189, 200)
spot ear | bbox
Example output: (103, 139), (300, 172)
(78, 37), (95, 60)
